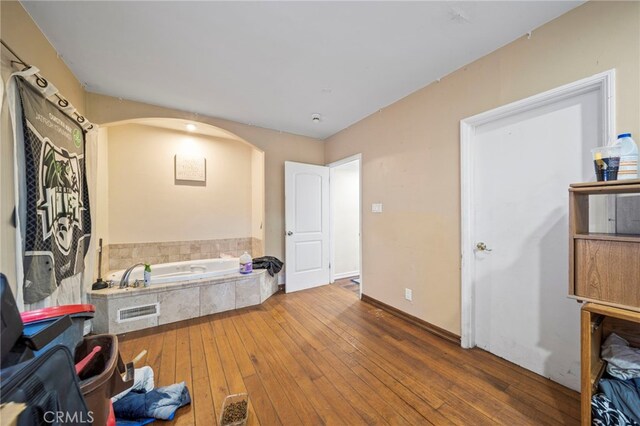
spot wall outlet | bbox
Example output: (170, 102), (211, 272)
(405, 288), (412, 301)
(371, 203), (383, 213)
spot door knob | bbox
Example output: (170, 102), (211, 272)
(287, 231), (293, 236)
(476, 242), (492, 252)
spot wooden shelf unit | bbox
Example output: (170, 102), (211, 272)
(569, 178), (640, 312)
(580, 303), (640, 425)
(570, 179), (640, 425)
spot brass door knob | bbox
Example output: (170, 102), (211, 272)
(476, 242), (492, 252)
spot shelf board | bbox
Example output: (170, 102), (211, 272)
(571, 178), (640, 188)
(573, 233), (640, 243)
(570, 179), (640, 194)
(582, 302), (640, 323)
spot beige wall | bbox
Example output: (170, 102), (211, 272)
(86, 93), (325, 260)
(251, 149), (265, 243)
(0, 1), (87, 294)
(0, 2), (86, 110)
(96, 128), (110, 239)
(325, 1), (640, 335)
(106, 123), (255, 243)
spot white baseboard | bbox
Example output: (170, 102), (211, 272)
(333, 271), (360, 281)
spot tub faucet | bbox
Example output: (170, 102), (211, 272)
(119, 263), (145, 288)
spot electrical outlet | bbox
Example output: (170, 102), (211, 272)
(371, 203), (383, 213)
(405, 288), (412, 301)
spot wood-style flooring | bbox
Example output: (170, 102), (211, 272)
(336, 277), (360, 295)
(118, 283), (580, 425)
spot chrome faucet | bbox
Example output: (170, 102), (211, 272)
(119, 263), (145, 288)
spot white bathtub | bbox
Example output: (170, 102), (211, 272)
(108, 257), (240, 285)
(89, 260), (278, 334)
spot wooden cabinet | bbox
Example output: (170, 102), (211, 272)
(580, 303), (640, 425)
(569, 178), (640, 312)
(570, 179), (640, 425)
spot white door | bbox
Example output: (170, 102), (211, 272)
(472, 89), (603, 391)
(285, 161), (330, 292)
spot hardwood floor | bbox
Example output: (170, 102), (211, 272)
(118, 284), (580, 425)
(335, 277), (360, 295)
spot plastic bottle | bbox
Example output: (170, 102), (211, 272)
(144, 263), (152, 287)
(613, 133), (638, 180)
(239, 252), (253, 274)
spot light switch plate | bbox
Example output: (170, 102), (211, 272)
(371, 203), (383, 213)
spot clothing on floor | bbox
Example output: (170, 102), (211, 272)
(112, 366), (155, 403)
(602, 333), (640, 380)
(592, 393), (639, 426)
(252, 256), (284, 277)
(115, 418), (155, 426)
(599, 377), (640, 424)
(113, 381), (191, 421)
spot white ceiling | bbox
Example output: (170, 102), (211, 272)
(23, 1), (583, 139)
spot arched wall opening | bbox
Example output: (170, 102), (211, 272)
(95, 117), (265, 276)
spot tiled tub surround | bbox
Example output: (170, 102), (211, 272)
(108, 237), (263, 271)
(88, 269), (278, 334)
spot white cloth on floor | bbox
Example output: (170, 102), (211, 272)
(111, 366), (155, 403)
(602, 333), (640, 380)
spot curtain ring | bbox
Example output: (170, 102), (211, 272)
(76, 115), (85, 123)
(36, 76), (48, 88)
(58, 98), (69, 108)
(87, 124), (94, 130)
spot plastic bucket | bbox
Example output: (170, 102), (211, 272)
(75, 335), (134, 425)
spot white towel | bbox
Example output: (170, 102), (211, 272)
(111, 366), (155, 403)
(602, 333), (640, 380)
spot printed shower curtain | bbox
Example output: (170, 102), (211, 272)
(6, 66), (97, 309)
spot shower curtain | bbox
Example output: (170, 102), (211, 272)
(6, 66), (98, 310)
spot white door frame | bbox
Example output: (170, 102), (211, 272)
(460, 70), (615, 349)
(328, 153), (363, 299)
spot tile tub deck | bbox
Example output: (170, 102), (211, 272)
(88, 269), (278, 334)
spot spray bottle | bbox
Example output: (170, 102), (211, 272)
(144, 263), (152, 287)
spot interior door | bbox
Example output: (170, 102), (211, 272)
(285, 161), (330, 292)
(473, 90), (603, 391)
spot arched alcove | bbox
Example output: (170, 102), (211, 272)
(95, 117), (264, 276)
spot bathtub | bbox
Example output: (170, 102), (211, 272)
(108, 257), (240, 285)
(91, 257), (279, 334)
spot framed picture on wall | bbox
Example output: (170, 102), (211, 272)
(175, 154), (206, 183)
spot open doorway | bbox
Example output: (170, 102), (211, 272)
(329, 154), (362, 297)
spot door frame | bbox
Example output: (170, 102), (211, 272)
(328, 153), (363, 298)
(459, 70), (615, 349)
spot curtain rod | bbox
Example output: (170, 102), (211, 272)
(0, 38), (93, 130)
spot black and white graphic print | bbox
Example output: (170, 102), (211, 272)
(38, 140), (84, 255)
(17, 78), (91, 304)
(592, 394), (639, 426)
